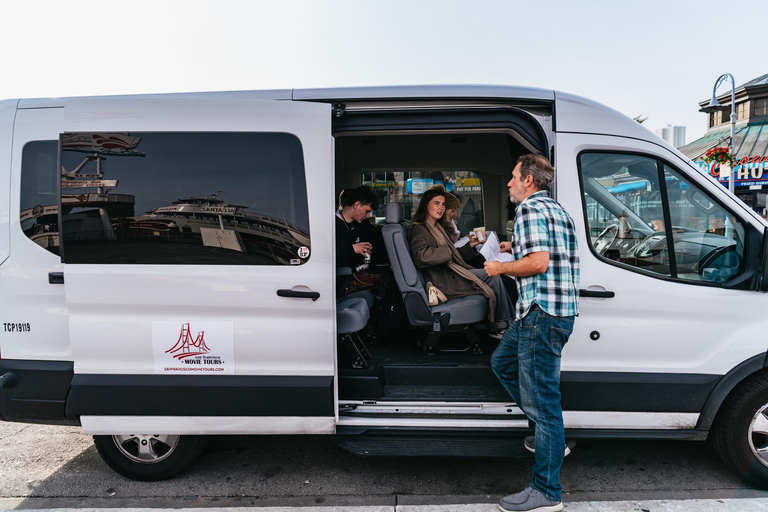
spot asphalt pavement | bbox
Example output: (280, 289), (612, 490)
(3, 422), (768, 511)
(4, 501), (768, 511)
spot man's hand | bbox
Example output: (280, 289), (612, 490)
(499, 241), (512, 253)
(353, 242), (373, 255)
(484, 252), (549, 278)
(484, 260), (505, 277)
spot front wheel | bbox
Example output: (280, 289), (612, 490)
(712, 372), (768, 488)
(93, 434), (208, 481)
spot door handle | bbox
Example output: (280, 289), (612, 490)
(579, 289), (615, 298)
(49, 272), (64, 284)
(277, 289), (320, 301)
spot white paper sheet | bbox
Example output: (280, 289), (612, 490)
(480, 231), (515, 262)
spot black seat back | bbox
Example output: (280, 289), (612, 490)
(380, 202), (434, 326)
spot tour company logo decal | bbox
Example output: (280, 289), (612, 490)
(152, 321), (234, 374)
(166, 323), (212, 359)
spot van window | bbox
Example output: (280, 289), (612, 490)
(362, 170), (484, 231)
(60, 132), (311, 266)
(19, 140), (59, 255)
(579, 152), (744, 283)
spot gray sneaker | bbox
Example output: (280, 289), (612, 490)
(524, 435), (575, 457)
(498, 486), (563, 512)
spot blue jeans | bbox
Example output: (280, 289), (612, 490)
(490, 307), (574, 502)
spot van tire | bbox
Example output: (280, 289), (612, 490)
(93, 434), (208, 481)
(712, 372), (768, 488)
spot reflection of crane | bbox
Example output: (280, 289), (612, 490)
(61, 133), (145, 240)
(165, 323), (211, 359)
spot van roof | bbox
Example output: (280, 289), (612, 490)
(294, 84), (657, 142)
(12, 84), (657, 142)
(293, 84), (555, 102)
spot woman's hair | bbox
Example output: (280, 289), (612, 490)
(411, 189), (447, 226)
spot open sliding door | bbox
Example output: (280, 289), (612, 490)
(58, 96), (336, 434)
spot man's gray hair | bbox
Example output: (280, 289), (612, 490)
(517, 154), (554, 191)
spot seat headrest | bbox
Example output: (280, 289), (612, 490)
(385, 202), (405, 224)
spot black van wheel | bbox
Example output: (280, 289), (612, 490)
(712, 373), (768, 488)
(93, 434), (207, 481)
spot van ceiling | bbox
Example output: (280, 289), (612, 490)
(331, 107), (549, 154)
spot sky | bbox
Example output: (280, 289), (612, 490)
(1, 0), (765, 144)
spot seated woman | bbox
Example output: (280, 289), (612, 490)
(438, 185), (518, 304)
(408, 187), (514, 331)
(440, 186), (484, 267)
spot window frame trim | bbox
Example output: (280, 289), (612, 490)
(754, 98), (768, 117)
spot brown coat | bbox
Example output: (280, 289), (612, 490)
(408, 223), (484, 300)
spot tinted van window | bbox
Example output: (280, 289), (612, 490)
(362, 170), (485, 232)
(60, 132), (310, 265)
(20, 140), (59, 255)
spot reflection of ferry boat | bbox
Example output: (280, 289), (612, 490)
(128, 192), (310, 263)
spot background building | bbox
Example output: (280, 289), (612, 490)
(655, 124), (687, 148)
(679, 72), (768, 215)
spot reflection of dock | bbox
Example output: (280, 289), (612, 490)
(20, 194), (135, 251)
(61, 193), (135, 243)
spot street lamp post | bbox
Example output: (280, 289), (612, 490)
(699, 73), (737, 194)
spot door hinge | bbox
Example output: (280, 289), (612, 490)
(333, 103), (346, 118)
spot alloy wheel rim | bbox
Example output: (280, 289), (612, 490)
(112, 434), (180, 464)
(749, 404), (768, 467)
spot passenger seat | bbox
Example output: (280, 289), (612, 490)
(336, 297), (372, 369)
(380, 202), (487, 354)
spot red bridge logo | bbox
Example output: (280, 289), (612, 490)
(165, 323), (211, 360)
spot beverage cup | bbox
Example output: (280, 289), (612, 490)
(474, 227), (486, 243)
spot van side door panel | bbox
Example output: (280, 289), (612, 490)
(55, 98), (336, 434)
(556, 133), (768, 420)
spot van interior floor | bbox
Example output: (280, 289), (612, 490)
(338, 331), (511, 402)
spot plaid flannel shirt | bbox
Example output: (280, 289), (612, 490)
(512, 191), (580, 319)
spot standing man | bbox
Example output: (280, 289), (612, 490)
(485, 154), (579, 512)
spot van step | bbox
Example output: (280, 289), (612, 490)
(383, 384), (510, 401)
(334, 434), (532, 458)
(382, 365), (500, 387)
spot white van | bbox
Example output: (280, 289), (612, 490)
(2, 85), (768, 485)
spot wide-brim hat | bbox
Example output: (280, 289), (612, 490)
(444, 191), (460, 210)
